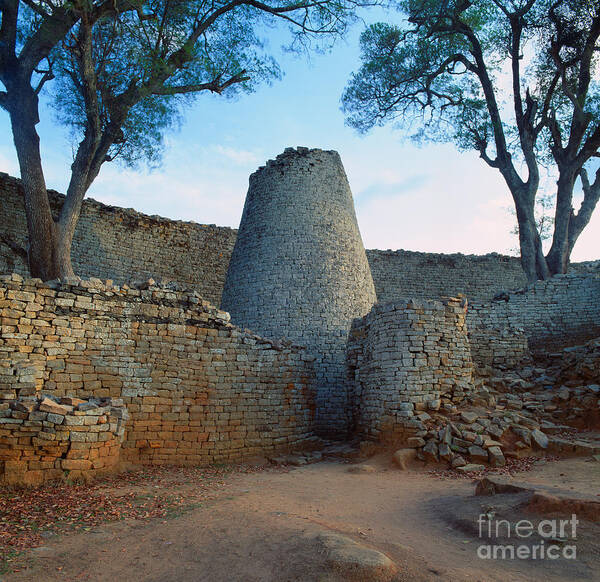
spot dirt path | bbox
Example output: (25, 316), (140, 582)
(3, 458), (599, 582)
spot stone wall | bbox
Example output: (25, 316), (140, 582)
(221, 148), (377, 437)
(366, 250), (600, 303)
(4, 172), (598, 311)
(467, 325), (530, 370)
(0, 274), (317, 468)
(366, 250), (528, 303)
(0, 173), (236, 306)
(0, 395), (125, 486)
(467, 274), (600, 354)
(347, 298), (474, 442)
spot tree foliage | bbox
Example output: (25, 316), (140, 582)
(343, 0), (600, 281)
(0, 0), (369, 280)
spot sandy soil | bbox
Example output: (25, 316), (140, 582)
(3, 457), (600, 582)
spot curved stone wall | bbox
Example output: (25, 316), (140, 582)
(221, 147), (377, 436)
(347, 298), (474, 442)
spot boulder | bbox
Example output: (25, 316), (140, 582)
(422, 440), (439, 462)
(487, 446), (506, 467)
(531, 429), (549, 450)
(317, 532), (398, 582)
(451, 455), (467, 468)
(468, 445), (488, 463)
(460, 411), (479, 424)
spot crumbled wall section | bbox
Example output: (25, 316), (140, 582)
(347, 298), (473, 442)
(0, 173), (237, 305)
(467, 274), (600, 353)
(0, 396), (126, 486)
(221, 147), (377, 437)
(0, 274), (317, 466)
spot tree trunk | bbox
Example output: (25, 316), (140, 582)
(546, 171), (577, 276)
(513, 195), (551, 283)
(8, 85), (60, 280)
(54, 170), (95, 280)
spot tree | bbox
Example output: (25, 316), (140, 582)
(0, 0), (366, 280)
(507, 191), (555, 254)
(342, 0), (600, 282)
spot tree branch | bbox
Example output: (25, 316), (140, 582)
(0, 0), (19, 78)
(19, 0), (52, 17)
(509, 11), (538, 189)
(17, 0), (143, 77)
(458, 18), (522, 188)
(534, 71), (559, 136)
(152, 72), (251, 95)
(569, 166), (600, 249)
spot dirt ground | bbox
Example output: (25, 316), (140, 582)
(2, 456), (599, 582)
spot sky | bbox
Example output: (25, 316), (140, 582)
(1, 9), (599, 261)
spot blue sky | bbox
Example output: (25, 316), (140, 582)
(1, 10), (598, 261)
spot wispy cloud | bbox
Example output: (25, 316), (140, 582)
(356, 174), (429, 202)
(211, 145), (261, 165)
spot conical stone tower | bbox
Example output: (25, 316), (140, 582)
(221, 147), (376, 436)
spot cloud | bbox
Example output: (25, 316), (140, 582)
(211, 145), (261, 166)
(356, 174), (429, 203)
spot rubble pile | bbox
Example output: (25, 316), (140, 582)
(399, 340), (600, 471)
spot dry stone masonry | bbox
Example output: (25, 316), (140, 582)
(1, 147), (600, 483)
(467, 274), (600, 353)
(367, 250), (529, 303)
(0, 173), (236, 305)
(0, 395), (126, 486)
(221, 148), (377, 436)
(0, 274), (317, 472)
(347, 298), (474, 442)
(2, 171), (597, 308)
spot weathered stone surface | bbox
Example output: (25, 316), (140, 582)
(468, 446), (488, 463)
(487, 446), (506, 467)
(317, 532), (397, 582)
(423, 441), (439, 463)
(451, 455), (467, 468)
(348, 297), (474, 443)
(221, 148), (376, 436)
(460, 411), (478, 424)
(0, 395), (126, 486)
(0, 276), (318, 474)
(531, 429), (549, 450)
(0, 174), (237, 306)
(438, 443), (452, 461)
(39, 398), (69, 416)
(457, 463), (485, 473)
(406, 437), (426, 448)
